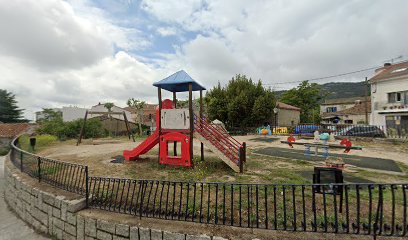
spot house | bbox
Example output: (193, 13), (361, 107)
(369, 62), (408, 134)
(0, 123), (35, 148)
(124, 103), (158, 126)
(321, 99), (371, 124)
(274, 102), (300, 126)
(35, 107), (87, 122)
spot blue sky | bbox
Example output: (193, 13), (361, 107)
(0, 0), (408, 120)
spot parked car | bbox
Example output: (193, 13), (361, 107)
(334, 125), (385, 138)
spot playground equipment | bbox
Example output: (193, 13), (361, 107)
(77, 110), (135, 145)
(123, 70), (246, 172)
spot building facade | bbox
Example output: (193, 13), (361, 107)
(320, 97), (370, 124)
(369, 62), (408, 135)
(274, 102), (300, 126)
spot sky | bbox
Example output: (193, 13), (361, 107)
(1, 0), (408, 120)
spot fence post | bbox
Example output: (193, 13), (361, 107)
(20, 151), (23, 172)
(239, 146), (244, 173)
(243, 142), (246, 163)
(85, 166), (89, 208)
(37, 157), (41, 182)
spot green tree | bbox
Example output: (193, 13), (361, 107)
(280, 81), (326, 123)
(103, 102), (114, 112)
(205, 75), (276, 128)
(0, 89), (27, 123)
(127, 98), (145, 135)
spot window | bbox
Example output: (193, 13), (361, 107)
(326, 107), (337, 113)
(344, 120), (353, 124)
(388, 92), (403, 103)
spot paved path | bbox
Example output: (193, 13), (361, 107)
(0, 156), (49, 240)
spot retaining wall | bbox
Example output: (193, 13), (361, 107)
(3, 156), (227, 240)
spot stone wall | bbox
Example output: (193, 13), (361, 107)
(3, 156), (227, 240)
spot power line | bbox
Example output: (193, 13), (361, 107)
(263, 58), (408, 86)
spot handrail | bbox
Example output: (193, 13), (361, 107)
(196, 114), (242, 148)
(193, 116), (240, 162)
(194, 114), (241, 150)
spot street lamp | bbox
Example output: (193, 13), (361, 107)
(273, 107), (279, 135)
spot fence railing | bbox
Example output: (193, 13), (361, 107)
(10, 138), (88, 200)
(88, 177), (408, 237)
(293, 124), (391, 138)
(8, 136), (408, 237)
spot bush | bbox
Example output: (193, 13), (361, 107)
(0, 146), (10, 156)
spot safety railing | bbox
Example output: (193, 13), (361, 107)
(9, 137), (89, 201)
(88, 177), (408, 237)
(193, 115), (241, 164)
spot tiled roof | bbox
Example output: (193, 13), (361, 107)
(321, 96), (367, 105)
(322, 101), (371, 117)
(369, 61), (408, 82)
(0, 123), (32, 138)
(276, 102), (300, 111)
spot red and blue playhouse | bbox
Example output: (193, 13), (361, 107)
(123, 70), (246, 173)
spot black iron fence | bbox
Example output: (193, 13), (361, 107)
(10, 138), (88, 198)
(88, 177), (408, 237)
(8, 136), (408, 237)
(293, 124), (389, 138)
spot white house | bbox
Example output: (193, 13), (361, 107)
(369, 62), (408, 135)
(89, 103), (134, 123)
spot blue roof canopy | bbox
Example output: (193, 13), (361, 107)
(153, 70), (206, 92)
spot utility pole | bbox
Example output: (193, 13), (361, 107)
(364, 77), (369, 124)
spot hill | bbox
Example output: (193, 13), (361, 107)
(276, 81), (369, 100)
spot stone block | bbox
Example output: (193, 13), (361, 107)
(63, 231), (76, 240)
(138, 227), (150, 240)
(53, 207), (61, 218)
(61, 202), (68, 221)
(97, 219), (115, 234)
(150, 229), (162, 240)
(113, 236), (129, 240)
(42, 193), (55, 206)
(77, 215), (85, 240)
(66, 211), (76, 225)
(85, 218), (97, 237)
(64, 222), (77, 236)
(97, 230), (112, 240)
(163, 231), (185, 240)
(213, 237), (229, 240)
(67, 198), (86, 213)
(53, 226), (63, 240)
(129, 227), (139, 240)
(186, 234), (211, 240)
(115, 224), (130, 237)
(85, 237), (96, 240)
(53, 217), (64, 229)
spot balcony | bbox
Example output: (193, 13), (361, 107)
(374, 101), (408, 113)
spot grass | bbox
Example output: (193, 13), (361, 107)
(0, 146), (10, 156)
(18, 134), (58, 153)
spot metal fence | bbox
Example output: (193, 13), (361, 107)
(8, 136), (408, 237)
(10, 138), (88, 199)
(293, 124), (389, 138)
(88, 177), (408, 237)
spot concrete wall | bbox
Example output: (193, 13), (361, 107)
(3, 156), (227, 240)
(277, 109), (300, 126)
(62, 107), (88, 122)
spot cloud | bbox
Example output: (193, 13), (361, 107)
(156, 27), (178, 37)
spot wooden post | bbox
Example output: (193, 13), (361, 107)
(158, 87), (162, 163)
(189, 83), (194, 168)
(77, 110), (88, 146)
(123, 112), (135, 142)
(364, 77), (369, 124)
(200, 90), (204, 162)
(173, 91), (177, 156)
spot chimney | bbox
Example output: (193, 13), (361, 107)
(384, 63), (392, 67)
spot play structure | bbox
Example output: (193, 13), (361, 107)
(123, 70), (246, 172)
(281, 131), (362, 158)
(77, 110), (135, 145)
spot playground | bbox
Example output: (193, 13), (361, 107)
(21, 133), (408, 185)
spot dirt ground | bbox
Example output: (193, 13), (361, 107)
(33, 134), (408, 184)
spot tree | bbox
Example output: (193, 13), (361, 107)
(127, 98), (145, 135)
(103, 102), (114, 112)
(205, 75), (276, 129)
(279, 81), (326, 123)
(0, 89), (27, 123)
